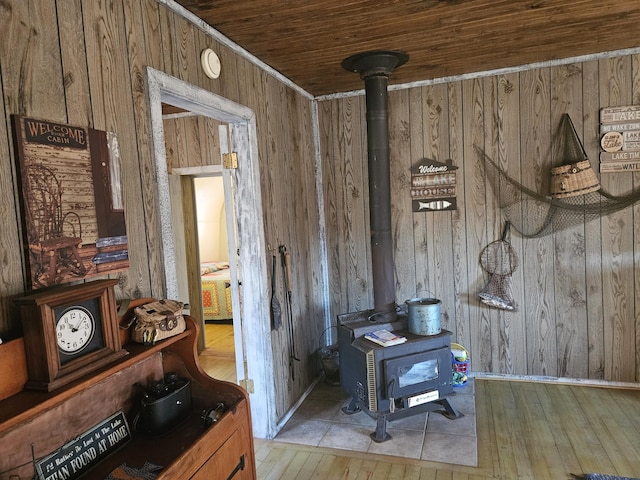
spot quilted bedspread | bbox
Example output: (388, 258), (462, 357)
(201, 263), (233, 321)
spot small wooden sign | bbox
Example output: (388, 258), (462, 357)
(600, 131), (623, 152)
(410, 158), (458, 212)
(600, 160), (640, 172)
(600, 150), (640, 162)
(623, 130), (640, 150)
(600, 105), (640, 123)
(600, 121), (640, 133)
(598, 128), (640, 153)
(35, 411), (131, 480)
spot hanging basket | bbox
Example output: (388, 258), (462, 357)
(550, 160), (600, 198)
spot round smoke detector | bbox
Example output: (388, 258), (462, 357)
(201, 48), (221, 79)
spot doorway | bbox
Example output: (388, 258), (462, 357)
(193, 175), (236, 384)
(146, 67), (277, 439)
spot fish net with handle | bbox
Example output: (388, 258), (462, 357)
(479, 222), (518, 312)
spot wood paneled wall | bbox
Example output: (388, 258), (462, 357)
(163, 115), (222, 168)
(0, 0), (322, 420)
(319, 56), (640, 383)
(2, 2), (637, 432)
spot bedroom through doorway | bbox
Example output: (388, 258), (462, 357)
(194, 175), (237, 384)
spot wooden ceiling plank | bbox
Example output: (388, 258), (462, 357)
(173, 0), (640, 95)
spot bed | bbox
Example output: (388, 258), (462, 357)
(200, 261), (233, 321)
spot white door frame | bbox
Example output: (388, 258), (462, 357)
(217, 125), (246, 384)
(146, 66), (276, 438)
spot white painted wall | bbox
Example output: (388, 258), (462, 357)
(194, 176), (228, 263)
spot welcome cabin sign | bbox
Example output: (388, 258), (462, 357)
(410, 158), (458, 212)
(12, 115), (129, 289)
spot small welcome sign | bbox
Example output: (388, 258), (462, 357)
(410, 158), (458, 212)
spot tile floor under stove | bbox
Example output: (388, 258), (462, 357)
(275, 378), (478, 466)
(200, 323), (477, 466)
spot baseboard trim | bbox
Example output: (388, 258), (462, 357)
(472, 372), (640, 390)
(275, 376), (324, 434)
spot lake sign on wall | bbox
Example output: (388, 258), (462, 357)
(600, 105), (640, 172)
(411, 158), (458, 212)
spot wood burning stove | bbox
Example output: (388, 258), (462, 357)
(338, 51), (462, 442)
(338, 311), (461, 442)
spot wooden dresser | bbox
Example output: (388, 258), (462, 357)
(0, 312), (256, 479)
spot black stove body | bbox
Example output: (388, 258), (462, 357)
(338, 310), (461, 442)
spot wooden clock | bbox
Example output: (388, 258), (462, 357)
(14, 278), (128, 392)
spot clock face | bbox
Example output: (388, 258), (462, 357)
(56, 306), (96, 353)
(54, 296), (106, 366)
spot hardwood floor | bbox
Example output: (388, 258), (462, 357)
(254, 379), (640, 479)
(199, 323), (237, 384)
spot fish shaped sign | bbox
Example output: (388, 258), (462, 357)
(410, 158), (458, 212)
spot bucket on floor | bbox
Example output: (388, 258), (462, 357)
(319, 345), (339, 385)
(406, 297), (441, 335)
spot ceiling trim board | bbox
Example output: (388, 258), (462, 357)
(159, 0), (314, 100)
(316, 46), (640, 101)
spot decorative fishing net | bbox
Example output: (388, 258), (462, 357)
(476, 114), (640, 238)
(479, 222), (518, 311)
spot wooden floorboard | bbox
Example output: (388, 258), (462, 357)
(198, 324), (237, 383)
(530, 383), (576, 477)
(253, 379), (640, 479)
(573, 386), (640, 477)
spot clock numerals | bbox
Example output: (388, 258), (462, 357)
(57, 307), (96, 354)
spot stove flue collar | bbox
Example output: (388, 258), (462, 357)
(342, 50), (409, 79)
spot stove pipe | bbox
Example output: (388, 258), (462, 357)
(342, 51), (408, 322)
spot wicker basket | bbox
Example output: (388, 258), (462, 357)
(550, 160), (600, 198)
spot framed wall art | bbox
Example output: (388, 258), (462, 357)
(11, 115), (129, 289)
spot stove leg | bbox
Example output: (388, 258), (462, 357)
(435, 398), (463, 420)
(341, 397), (361, 415)
(370, 415), (392, 443)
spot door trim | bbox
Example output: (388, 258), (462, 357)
(217, 126), (246, 385)
(145, 67), (277, 438)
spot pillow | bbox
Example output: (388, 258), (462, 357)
(200, 262), (220, 275)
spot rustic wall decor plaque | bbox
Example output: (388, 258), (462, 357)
(11, 115), (129, 289)
(410, 158), (458, 212)
(599, 105), (640, 172)
(34, 411), (131, 480)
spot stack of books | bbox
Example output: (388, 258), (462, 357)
(93, 235), (129, 273)
(364, 329), (407, 347)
